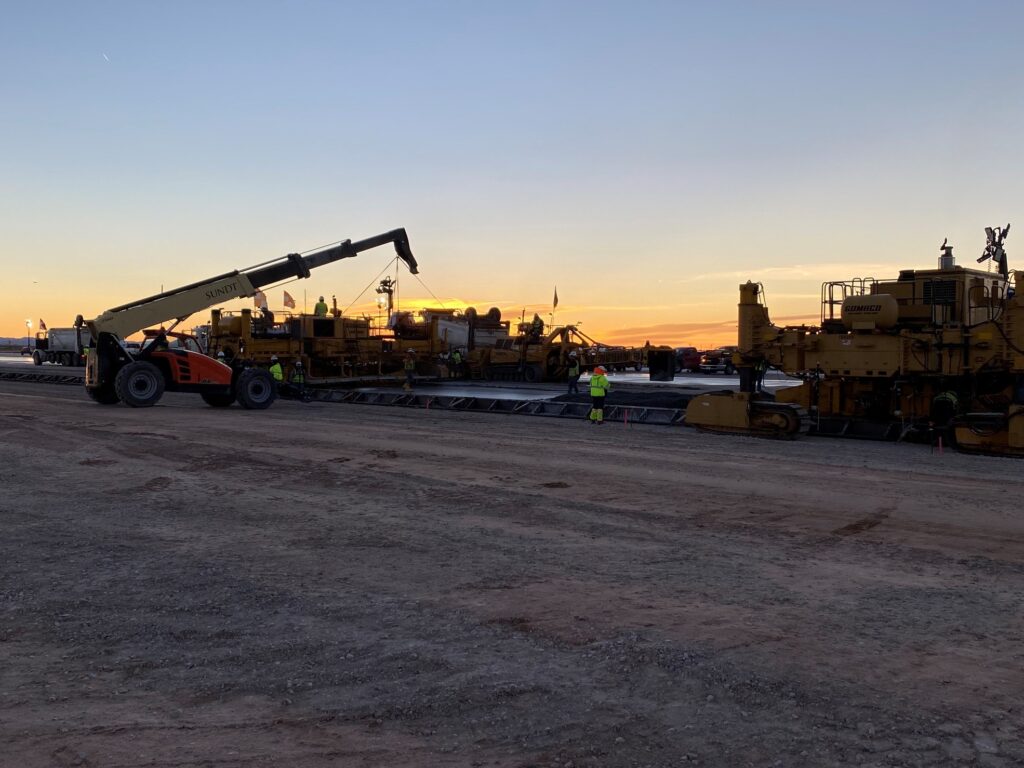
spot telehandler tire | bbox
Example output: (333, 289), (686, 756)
(115, 361), (165, 407)
(201, 390), (236, 408)
(235, 368), (277, 410)
(86, 384), (120, 405)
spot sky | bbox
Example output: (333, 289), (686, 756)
(3, 1), (1024, 347)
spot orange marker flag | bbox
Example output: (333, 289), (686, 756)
(254, 290), (268, 309)
(283, 290), (296, 309)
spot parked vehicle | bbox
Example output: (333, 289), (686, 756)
(699, 346), (739, 375)
(674, 346), (702, 373)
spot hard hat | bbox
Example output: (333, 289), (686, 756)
(271, 355), (279, 361)
(569, 351), (577, 357)
(407, 348), (415, 354)
(594, 366), (606, 374)
(216, 351), (225, 358)
(295, 360), (303, 367)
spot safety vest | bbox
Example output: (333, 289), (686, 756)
(314, 301), (329, 317)
(404, 357), (416, 371)
(567, 360), (580, 376)
(590, 373), (610, 396)
(451, 351), (462, 364)
(934, 391), (958, 407)
(291, 370), (305, 384)
(269, 362), (283, 381)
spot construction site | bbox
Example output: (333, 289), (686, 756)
(2, 221), (1024, 767)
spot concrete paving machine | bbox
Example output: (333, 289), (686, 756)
(84, 229), (418, 408)
(486, 325), (644, 382)
(685, 225), (1024, 456)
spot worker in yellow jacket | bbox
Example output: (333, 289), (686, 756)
(314, 296), (330, 317)
(269, 355), (284, 389)
(589, 365), (610, 424)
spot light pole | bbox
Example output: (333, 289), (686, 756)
(25, 319), (31, 352)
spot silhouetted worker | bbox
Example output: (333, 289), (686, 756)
(314, 296), (329, 317)
(403, 349), (417, 391)
(567, 351), (581, 394)
(530, 313), (544, 341)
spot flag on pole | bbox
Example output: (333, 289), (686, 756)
(254, 290), (268, 309)
(553, 286), (559, 310)
(39, 319), (47, 331)
(283, 290), (296, 309)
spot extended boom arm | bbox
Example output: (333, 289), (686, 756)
(88, 228), (418, 340)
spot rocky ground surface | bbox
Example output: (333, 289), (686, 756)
(1, 380), (1022, 767)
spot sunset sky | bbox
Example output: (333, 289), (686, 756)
(3, 1), (1023, 347)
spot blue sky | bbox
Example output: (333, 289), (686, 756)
(3, 1), (1023, 343)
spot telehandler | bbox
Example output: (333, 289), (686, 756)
(83, 229), (418, 408)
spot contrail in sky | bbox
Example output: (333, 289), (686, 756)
(102, 53), (109, 62)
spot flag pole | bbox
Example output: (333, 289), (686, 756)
(304, 289), (307, 315)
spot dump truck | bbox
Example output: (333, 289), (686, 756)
(30, 326), (89, 366)
(685, 224), (1024, 456)
(84, 229), (418, 408)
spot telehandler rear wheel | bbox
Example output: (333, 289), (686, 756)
(115, 361), (165, 407)
(235, 368), (277, 410)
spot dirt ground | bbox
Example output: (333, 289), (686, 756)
(2, 381), (1023, 768)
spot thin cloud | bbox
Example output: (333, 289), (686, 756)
(676, 262), (899, 284)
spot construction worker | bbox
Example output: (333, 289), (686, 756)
(450, 348), (463, 379)
(530, 313), (544, 341)
(436, 351), (449, 379)
(269, 355), (284, 388)
(314, 296), (329, 317)
(403, 349), (416, 390)
(589, 365), (610, 424)
(288, 360), (308, 401)
(566, 351), (581, 394)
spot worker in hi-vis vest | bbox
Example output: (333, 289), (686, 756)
(269, 355), (284, 386)
(589, 365), (610, 424)
(314, 296), (330, 317)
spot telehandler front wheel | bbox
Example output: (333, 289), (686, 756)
(235, 368), (277, 410)
(115, 361), (165, 407)
(86, 384), (120, 405)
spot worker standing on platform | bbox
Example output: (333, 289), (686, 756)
(314, 296), (329, 317)
(450, 348), (463, 379)
(530, 313), (544, 341)
(589, 365), (610, 424)
(403, 349), (417, 391)
(567, 351), (581, 394)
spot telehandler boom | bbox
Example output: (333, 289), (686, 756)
(84, 229), (418, 408)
